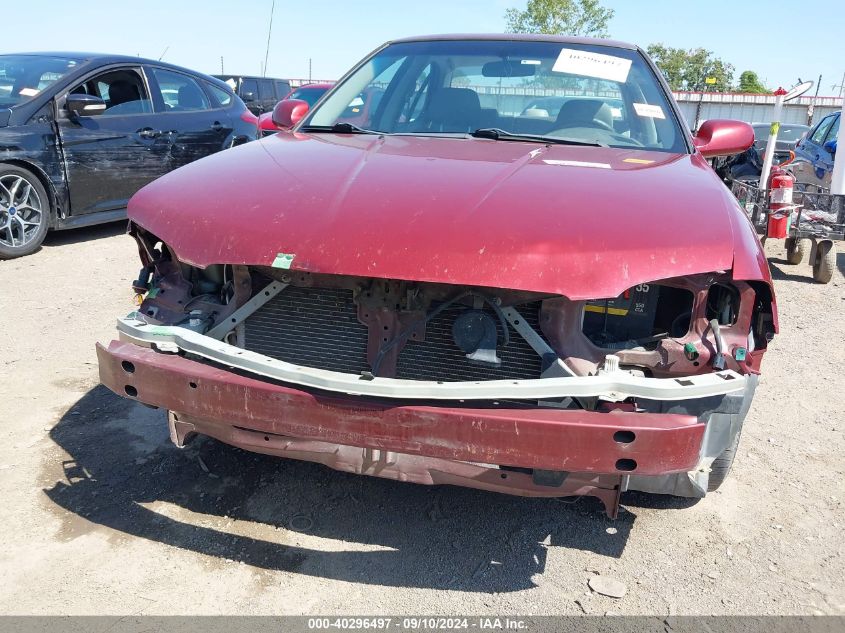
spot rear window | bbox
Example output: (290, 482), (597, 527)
(257, 79), (274, 100)
(205, 82), (233, 107)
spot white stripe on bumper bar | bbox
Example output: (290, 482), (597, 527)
(116, 317), (748, 401)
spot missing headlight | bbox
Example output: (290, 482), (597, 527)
(583, 284), (695, 350)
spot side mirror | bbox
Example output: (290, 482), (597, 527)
(693, 119), (754, 158)
(824, 139), (837, 156)
(272, 99), (309, 129)
(66, 93), (106, 117)
(242, 91), (256, 102)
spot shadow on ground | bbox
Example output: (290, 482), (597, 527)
(42, 386), (638, 592)
(768, 260), (817, 283)
(42, 221), (128, 248)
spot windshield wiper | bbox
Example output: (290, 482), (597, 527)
(470, 128), (606, 147)
(301, 122), (379, 134)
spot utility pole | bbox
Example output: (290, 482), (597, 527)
(808, 74), (821, 125)
(220, 56), (224, 74)
(263, 0), (276, 78)
(308, 58), (312, 82)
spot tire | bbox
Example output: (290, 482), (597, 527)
(812, 241), (836, 284)
(785, 237), (809, 265)
(0, 164), (50, 260)
(707, 428), (742, 492)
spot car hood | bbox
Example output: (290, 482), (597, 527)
(129, 132), (765, 300)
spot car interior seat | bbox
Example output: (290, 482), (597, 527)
(108, 80), (141, 107)
(416, 87), (481, 133)
(177, 83), (206, 110)
(555, 99), (614, 130)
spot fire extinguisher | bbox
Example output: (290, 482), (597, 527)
(766, 166), (794, 239)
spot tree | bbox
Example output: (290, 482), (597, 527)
(646, 44), (734, 92)
(505, 0), (615, 38)
(737, 70), (770, 94)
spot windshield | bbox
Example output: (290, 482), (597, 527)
(287, 86), (331, 107)
(304, 39), (685, 152)
(0, 55), (80, 108)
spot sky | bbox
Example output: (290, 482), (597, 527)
(4, 0), (844, 96)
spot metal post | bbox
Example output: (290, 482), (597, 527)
(760, 87), (787, 191)
(263, 0), (275, 78)
(830, 92), (845, 195)
(808, 74), (821, 126)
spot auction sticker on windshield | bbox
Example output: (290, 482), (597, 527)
(633, 102), (666, 119)
(552, 48), (632, 82)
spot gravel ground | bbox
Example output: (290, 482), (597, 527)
(0, 223), (843, 615)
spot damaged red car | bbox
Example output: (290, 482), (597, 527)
(98, 35), (773, 518)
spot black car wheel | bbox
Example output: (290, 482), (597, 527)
(0, 163), (50, 260)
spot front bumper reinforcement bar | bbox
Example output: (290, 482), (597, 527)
(115, 316), (748, 402)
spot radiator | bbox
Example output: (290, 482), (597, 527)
(243, 286), (544, 382)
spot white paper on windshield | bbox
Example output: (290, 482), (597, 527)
(19, 88), (40, 97)
(552, 49), (632, 83)
(633, 102), (666, 119)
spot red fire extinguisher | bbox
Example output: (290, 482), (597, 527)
(766, 166), (794, 239)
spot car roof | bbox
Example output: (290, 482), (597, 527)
(213, 74), (290, 82)
(2, 51), (232, 88)
(389, 33), (638, 51)
(292, 82), (334, 89)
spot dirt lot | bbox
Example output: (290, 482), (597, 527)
(0, 223), (843, 616)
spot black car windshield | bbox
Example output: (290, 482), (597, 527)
(0, 55), (80, 108)
(303, 39), (685, 152)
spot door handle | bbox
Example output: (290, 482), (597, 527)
(211, 121), (224, 131)
(138, 127), (162, 139)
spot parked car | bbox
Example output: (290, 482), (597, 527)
(792, 111), (839, 188)
(258, 82), (334, 135)
(714, 122), (809, 183)
(99, 35), (774, 519)
(259, 84), (385, 135)
(0, 53), (258, 259)
(213, 74), (291, 115)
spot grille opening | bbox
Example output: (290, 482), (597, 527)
(242, 285), (547, 382)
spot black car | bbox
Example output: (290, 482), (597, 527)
(213, 75), (292, 115)
(714, 122), (810, 183)
(0, 53), (258, 259)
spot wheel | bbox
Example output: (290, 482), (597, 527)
(0, 164), (50, 259)
(707, 429), (742, 492)
(785, 237), (809, 265)
(812, 241), (836, 284)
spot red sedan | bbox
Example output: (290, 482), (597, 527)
(99, 35), (769, 518)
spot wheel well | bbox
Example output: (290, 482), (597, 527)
(0, 159), (62, 227)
